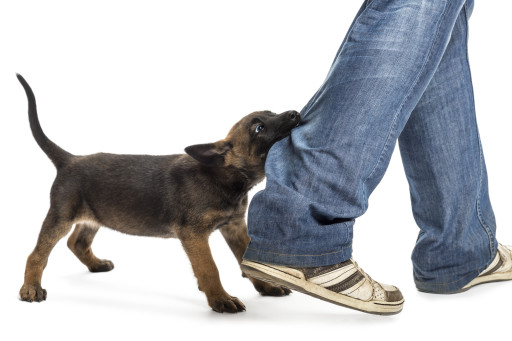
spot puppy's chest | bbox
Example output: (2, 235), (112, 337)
(176, 194), (247, 233)
(161, 209), (241, 239)
(192, 203), (246, 232)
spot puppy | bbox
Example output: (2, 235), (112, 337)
(17, 74), (300, 313)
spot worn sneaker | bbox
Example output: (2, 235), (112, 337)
(458, 244), (512, 292)
(241, 258), (404, 315)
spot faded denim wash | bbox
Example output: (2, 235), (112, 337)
(243, 0), (498, 293)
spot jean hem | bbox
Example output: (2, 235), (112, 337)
(414, 269), (482, 294)
(243, 245), (353, 268)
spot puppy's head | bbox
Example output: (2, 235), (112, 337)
(185, 110), (301, 180)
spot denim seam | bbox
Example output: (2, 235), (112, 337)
(361, 0), (449, 210)
(475, 139), (494, 260)
(463, 3), (495, 262)
(246, 244), (351, 257)
(366, 0), (376, 8)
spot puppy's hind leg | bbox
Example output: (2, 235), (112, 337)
(67, 223), (114, 273)
(220, 219), (291, 297)
(20, 207), (73, 302)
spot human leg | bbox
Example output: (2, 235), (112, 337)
(244, 0), (469, 267)
(398, 0), (500, 293)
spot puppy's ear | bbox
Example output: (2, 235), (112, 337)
(185, 141), (232, 166)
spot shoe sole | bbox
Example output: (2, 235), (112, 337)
(457, 271), (512, 293)
(417, 272), (512, 294)
(241, 260), (404, 315)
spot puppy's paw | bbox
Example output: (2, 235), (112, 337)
(88, 259), (114, 273)
(253, 279), (292, 296)
(19, 283), (47, 302)
(209, 295), (246, 313)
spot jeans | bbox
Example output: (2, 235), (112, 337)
(243, 0), (498, 293)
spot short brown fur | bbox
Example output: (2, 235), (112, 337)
(17, 74), (300, 313)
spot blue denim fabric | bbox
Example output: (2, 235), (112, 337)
(243, 0), (498, 293)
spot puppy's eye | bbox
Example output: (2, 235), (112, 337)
(255, 124), (264, 134)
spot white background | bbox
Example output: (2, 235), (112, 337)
(1, 1), (511, 340)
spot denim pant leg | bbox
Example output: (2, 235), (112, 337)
(398, 1), (498, 293)
(244, 0), (468, 267)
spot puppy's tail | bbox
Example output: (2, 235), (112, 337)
(17, 74), (73, 169)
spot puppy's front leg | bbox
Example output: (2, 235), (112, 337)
(178, 230), (245, 313)
(220, 219), (291, 297)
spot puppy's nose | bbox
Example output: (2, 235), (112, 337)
(285, 110), (301, 122)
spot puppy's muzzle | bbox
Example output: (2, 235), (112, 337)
(283, 110), (301, 126)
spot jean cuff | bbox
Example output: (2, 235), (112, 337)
(243, 244), (353, 268)
(414, 268), (484, 293)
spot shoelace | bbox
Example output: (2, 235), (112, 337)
(352, 259), (374, 284)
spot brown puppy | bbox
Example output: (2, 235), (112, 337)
(17, 74), (300, 313)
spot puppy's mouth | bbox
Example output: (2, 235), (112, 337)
(272, 112), (302, 143)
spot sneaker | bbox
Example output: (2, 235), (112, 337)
(241, 258), (404, 315)
(458, 244), (512, 292)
